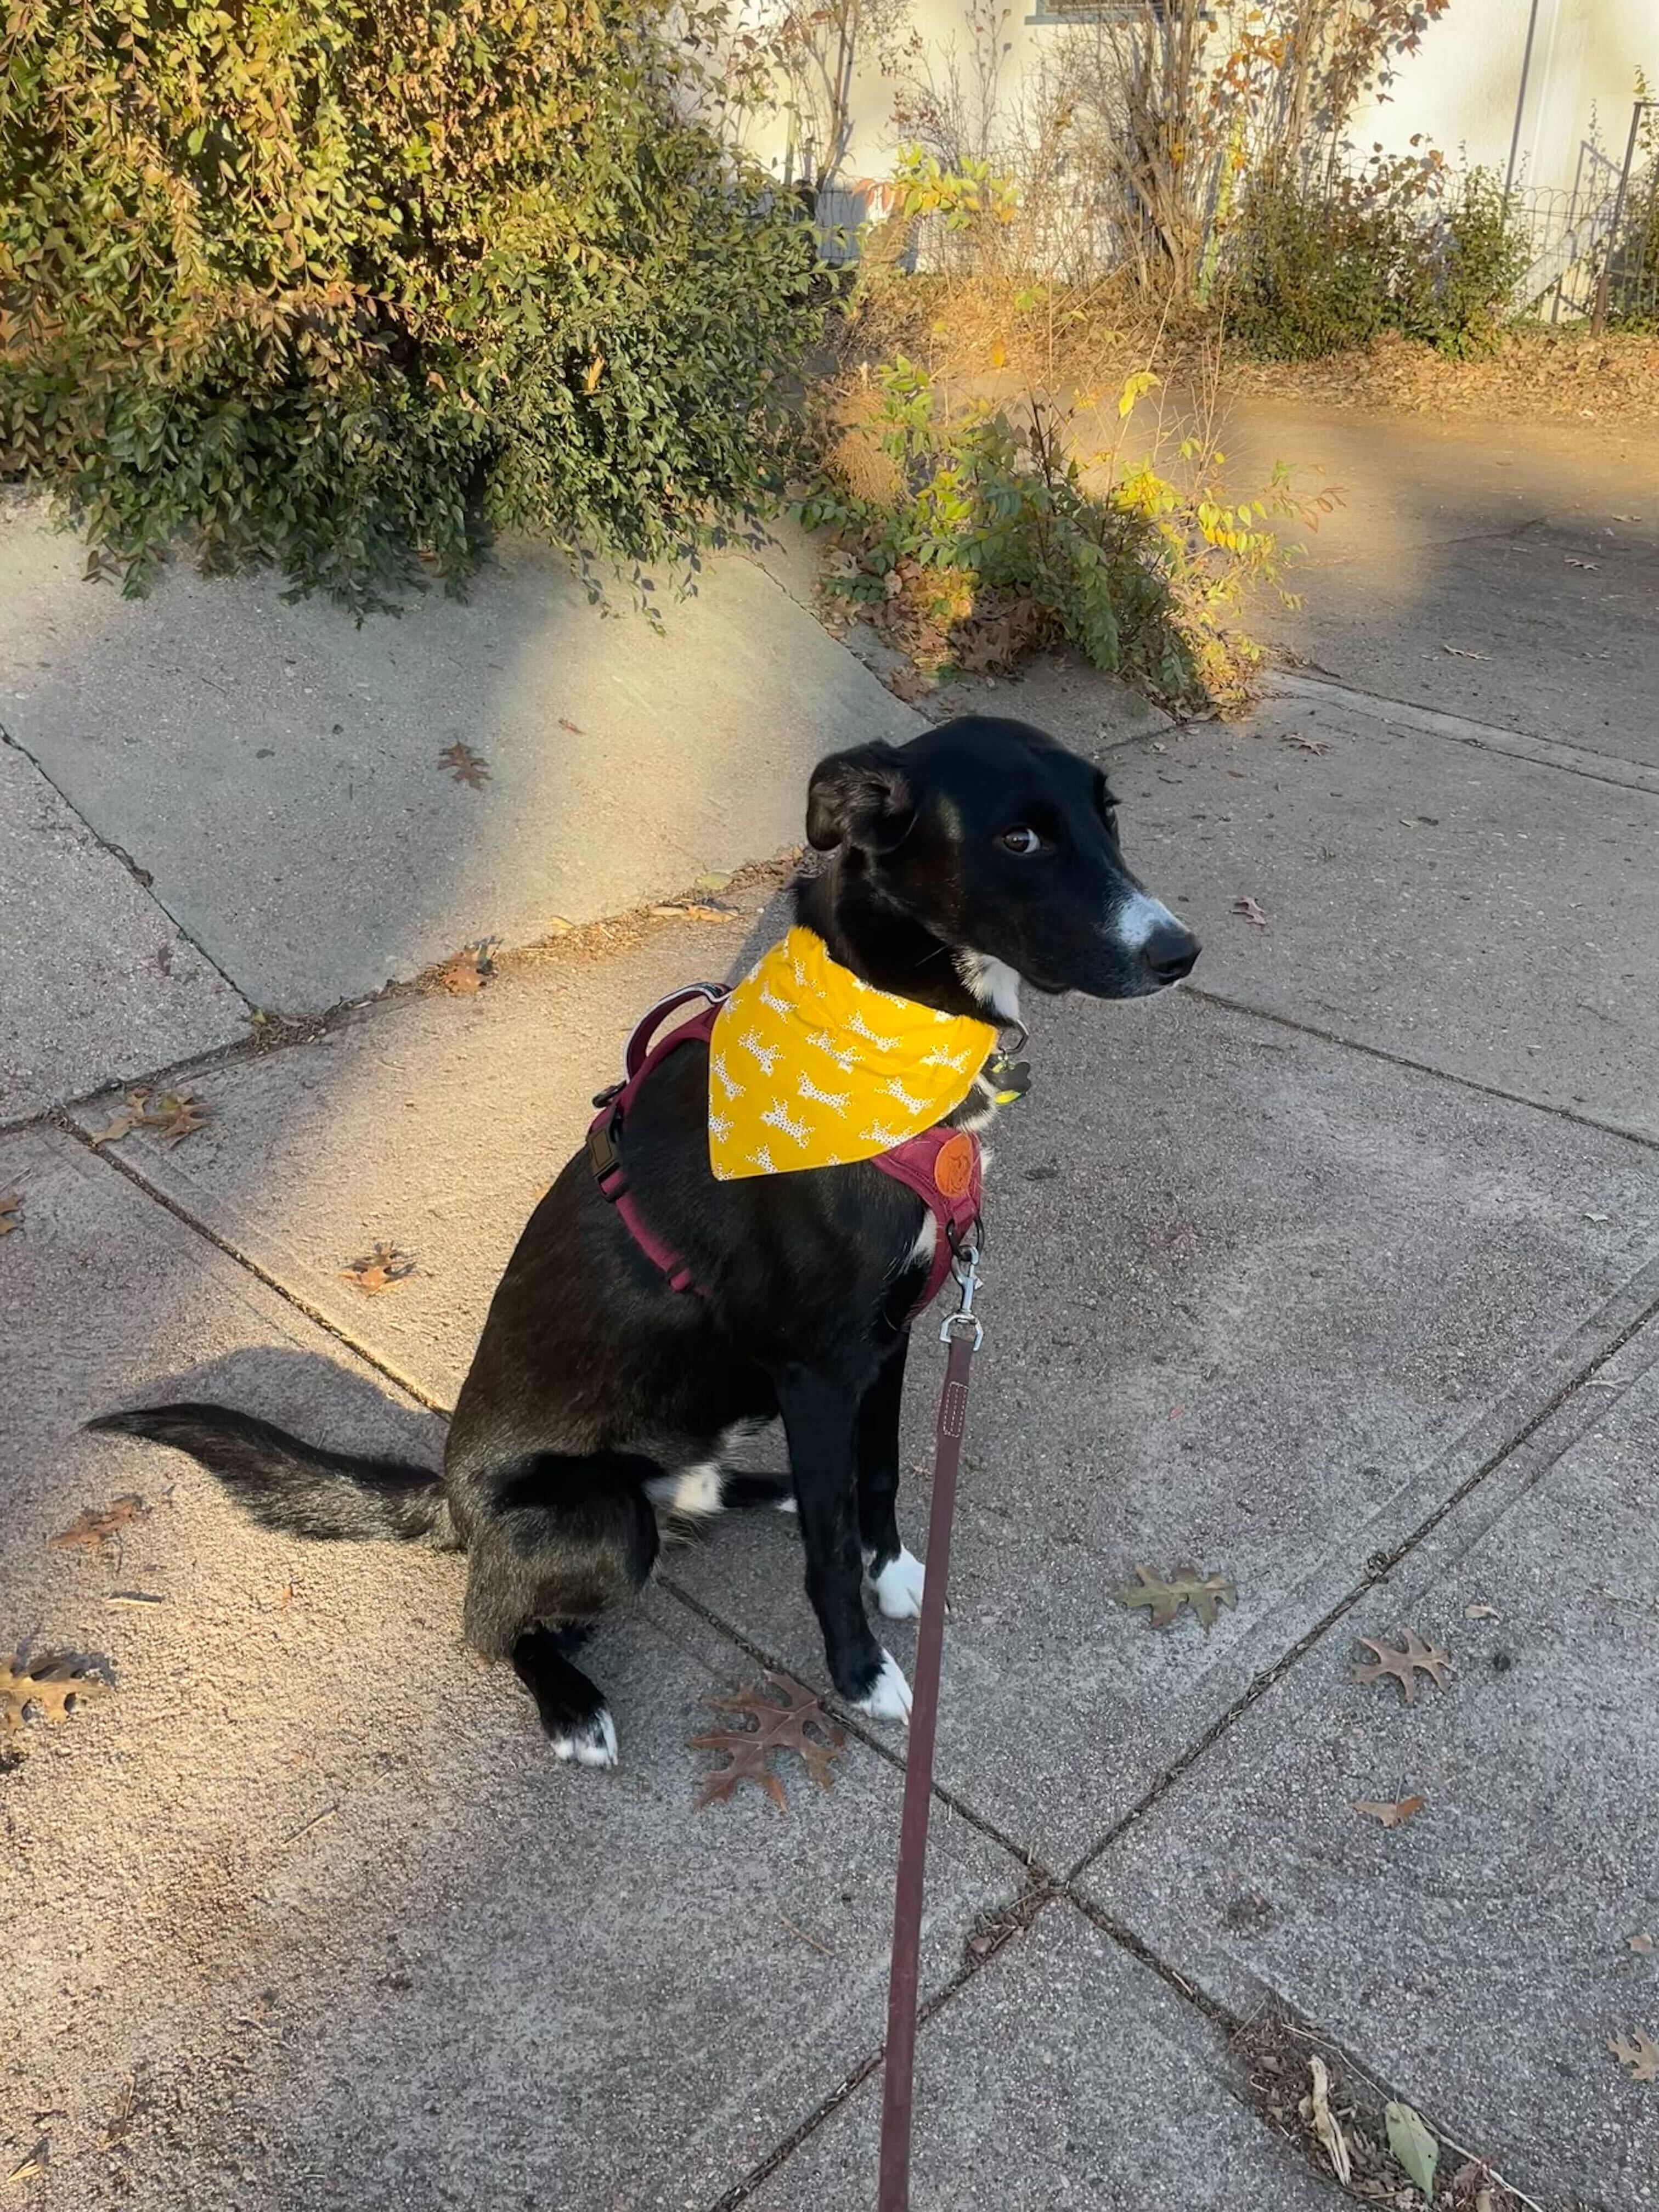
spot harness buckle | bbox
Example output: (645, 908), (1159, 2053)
(586, 1112), (623, 1187)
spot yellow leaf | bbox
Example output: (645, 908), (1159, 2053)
(988, 341), (1006, 369)
(1118, 371), (1160, 419)
(583, 355), (604, 394)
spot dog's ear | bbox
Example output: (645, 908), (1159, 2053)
(805, 744), (916, 854)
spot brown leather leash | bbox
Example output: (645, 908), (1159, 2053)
(877, 1237), (983, 2212)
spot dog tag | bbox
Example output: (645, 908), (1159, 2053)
(984, 1052), (1031, 1107)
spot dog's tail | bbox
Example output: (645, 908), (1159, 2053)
(86, 1403), (455, 1546)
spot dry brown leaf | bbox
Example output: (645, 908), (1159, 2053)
(0, 1190), (20, 1239)
(1, 1651), (110, 1749)
(430, 940), (497, 994)
(1114, 1562), (1236, 1631)
(1628, 1932), (1654, 1955)
(87, 1088), (209, 1148)
(557, 717), (584, 735)
(883, 665), (934, 704)
(437, 740), (490, 788)
(1352, 1627), (1453, 1705)
(1299, 2055), (1352, 2184)
(1284, 732), (1330, 754)
(1441, 644), (1489, 659)
(339, 1243), (418, 1295)
(1352, 1793), (1426, 1828)
(1608, 2030), (1659, 2083)
(50, 1494), (149, 1556)
(1465, 1601), (1499, 1620)
(689, 1671), (845, 1812)
(1232, 895), (1269, 928)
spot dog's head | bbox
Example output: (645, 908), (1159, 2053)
(805, 716), (1199, 1010)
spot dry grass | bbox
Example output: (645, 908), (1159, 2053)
(840, 270), (1659, 428)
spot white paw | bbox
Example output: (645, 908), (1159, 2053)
(772, 1492), (799, 1515)
(870, 1545), (925, 1621)
(550, 1709), (619, 1769)
(853, 1650), (912, 1725)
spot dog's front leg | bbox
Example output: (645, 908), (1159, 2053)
(774, 1363), (912, 1724)
(856, 1334), (925, 1623)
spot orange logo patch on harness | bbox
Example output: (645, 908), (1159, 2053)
(933, 1133), (976, 1200)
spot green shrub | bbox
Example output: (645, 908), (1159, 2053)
(1226, 160), (1526, 360)
(802, 359), (1311, 712)
(0, 0), (821, 612)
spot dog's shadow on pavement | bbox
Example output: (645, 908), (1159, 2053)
(96, 1342), (448, 1470)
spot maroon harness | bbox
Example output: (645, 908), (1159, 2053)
(585, 985), (983, 1318)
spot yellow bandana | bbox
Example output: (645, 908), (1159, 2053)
(708, 928), (998, 1181)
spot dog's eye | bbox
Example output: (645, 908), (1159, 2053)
(997, 825), (1043, 856)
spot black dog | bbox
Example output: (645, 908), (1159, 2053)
(92, 716), (1198, 1764)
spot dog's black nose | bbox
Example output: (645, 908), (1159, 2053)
(1144, 921), (1200, 984)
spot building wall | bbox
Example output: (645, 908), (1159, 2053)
(806, 0), (1653, 203)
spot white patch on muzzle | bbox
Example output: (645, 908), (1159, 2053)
(1110, 890), (1181, 953)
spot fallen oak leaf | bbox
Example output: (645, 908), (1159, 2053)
(428, 940), (498, 994)
(1, 1651), (110, 1748)
(1607, 2031), (1659, 2083)
(883, 665), (934, 704)
(1114, 1563), (1237, 1632)
(87, 1087), (209, 1148)
(0, 1190), (20, 1238)
(689, 1671), (845, 1812)
(339, 1243), (418, 1295)
(1232, 895), (1268, 928)
(437, 740), (490, 788)
(1352, 1626), (1452, 1705)
(50, 1494), (149, 1555)
(1352, 1793), (1426, 1828)
(144, 1092), (208, 1147)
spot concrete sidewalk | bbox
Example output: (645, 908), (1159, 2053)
(3, 411), (1657, 2211)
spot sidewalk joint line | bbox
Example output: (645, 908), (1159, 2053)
(0, 720), (255, 1008)
(1063, 1273), (1659, 1891)
(1265, 670), (1659, 798)
(57, 1111), (453, 1416)
(1183, 984), (1659, 1155)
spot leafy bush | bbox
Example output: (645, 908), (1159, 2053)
(802, 359), (1314, 711)
(0, 0), (821, 611)
(1225, 160), (1527, 360)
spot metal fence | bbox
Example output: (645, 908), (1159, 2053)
(1509, 105), (1659, 328)
(812, 99), (1659, 331)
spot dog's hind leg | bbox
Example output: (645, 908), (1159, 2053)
(855, 1336), (925, 1623)
(511, 1625), (618, 1767)
(458, 1449), (661, 1768)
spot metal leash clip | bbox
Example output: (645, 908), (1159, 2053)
(940, 1238), (984, 1348)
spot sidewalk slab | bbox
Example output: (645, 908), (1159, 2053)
(66, 898), (780, 1405)
(1079, 1311), (1659, 2210)
(0, 1123), (1017, 2211)
(1213, 404), (1659, 765)
(669, 983), (1659, 1865)
(0, 738), (246, 1120)
(1114, 695), (1659, 1142)
(77, 925), (1659, 1868)
(0, 496), (918, 1014)
(748, 1899), (1341, 2211)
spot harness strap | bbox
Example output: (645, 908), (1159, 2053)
(588, 989), (981, 1321)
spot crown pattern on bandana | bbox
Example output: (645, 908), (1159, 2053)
(708, 928), (998, 1181)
